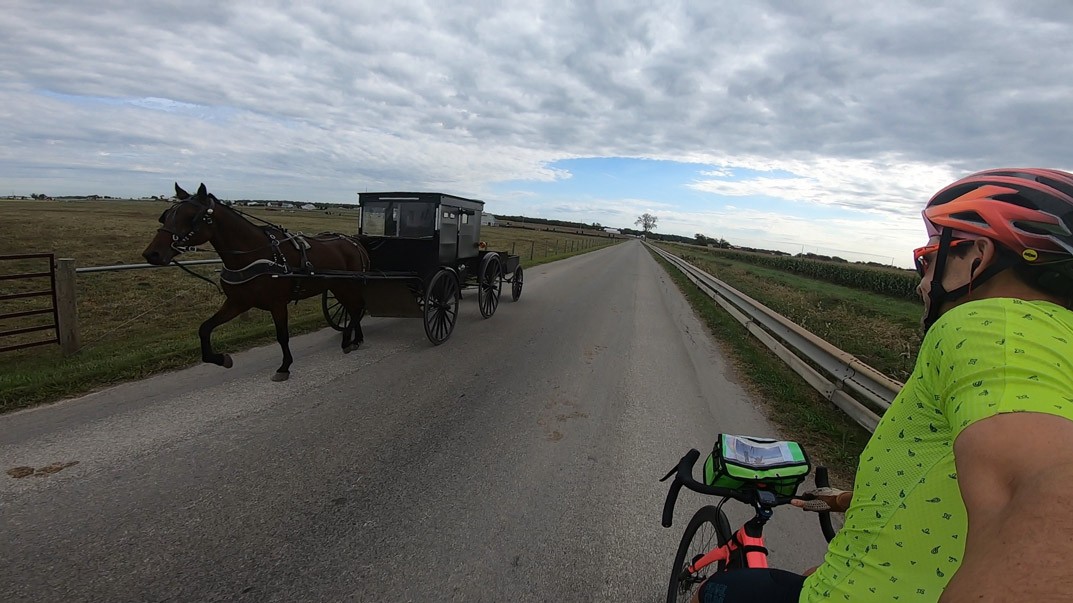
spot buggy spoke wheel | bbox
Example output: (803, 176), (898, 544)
(511, 266), (524, 301)
(478, 254), (503, 318)
(423, 269), (459, 345)
(322, 290), (348, 331)
(666, 505), (733, 603)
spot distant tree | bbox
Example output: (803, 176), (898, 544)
(635, 213), (658, 233)
(695, 233), (710, 246)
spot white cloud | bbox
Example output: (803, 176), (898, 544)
(2, 0), (1072, 265)
(688, 157), (959, 215)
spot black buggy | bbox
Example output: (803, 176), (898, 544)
(321, 192), (523, 345)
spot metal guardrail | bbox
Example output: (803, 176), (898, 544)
(647, 243), (903, 433)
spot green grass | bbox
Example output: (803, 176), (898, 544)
(649, 245), (902, 482)
(656, 243), (924, 382)
(0, 199), (621, 413)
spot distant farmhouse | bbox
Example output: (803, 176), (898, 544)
(481, 213), (497, 226)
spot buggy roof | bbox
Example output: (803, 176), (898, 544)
(359, 192), (484, 212)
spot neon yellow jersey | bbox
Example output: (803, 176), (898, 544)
(801, 298), (1073, 602)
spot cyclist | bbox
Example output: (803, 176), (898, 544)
(694, 168), (1073, 602)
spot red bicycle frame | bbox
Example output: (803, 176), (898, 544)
(686, 521), (770, 574)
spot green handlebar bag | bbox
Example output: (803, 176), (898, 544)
(703, 434), (811, 497)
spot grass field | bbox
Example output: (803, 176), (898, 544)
(656, 242), (923, 381)
(650, 243), (926, 481)
(0, 198), (621, 413)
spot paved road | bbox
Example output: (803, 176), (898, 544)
(1, 240), (829, 602)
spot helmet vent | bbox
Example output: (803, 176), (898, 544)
(994, 192), (1036, 209)
(950, 210), (990, 228)
(1014, 219), (1073, 237)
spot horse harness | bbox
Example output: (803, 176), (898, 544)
(160, 196), (363, 301)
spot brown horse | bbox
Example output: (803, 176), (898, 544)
(142, 183), (369, 381)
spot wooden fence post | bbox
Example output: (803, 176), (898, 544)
(55, 258), (80, 355)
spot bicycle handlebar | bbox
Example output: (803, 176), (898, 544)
(660, 448), (838, 543)
(660, 449), (796, 528)
(814, 466), (837, 542)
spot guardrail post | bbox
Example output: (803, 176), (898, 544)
(55, 258), (80, 355)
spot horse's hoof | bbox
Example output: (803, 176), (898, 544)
(222, 354), (233, 369)
(271, 371), (290, 382)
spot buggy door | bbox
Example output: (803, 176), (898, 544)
(456, 209), (479, 260)
(439, 206), (460, 264)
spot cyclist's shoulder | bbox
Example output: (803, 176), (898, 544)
(925, 298), (1073, 347)
(943, 296), (1068, 321)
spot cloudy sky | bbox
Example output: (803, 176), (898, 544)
(3, 1), (1072, 267)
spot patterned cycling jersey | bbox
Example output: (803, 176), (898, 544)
(800, 298), (1073, 602)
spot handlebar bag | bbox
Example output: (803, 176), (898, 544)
(703, 434), (811, 497)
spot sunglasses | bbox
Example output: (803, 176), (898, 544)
(913, 239), (975, 277)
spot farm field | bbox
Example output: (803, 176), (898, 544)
(0, 199), (621, 412)
(648, 243), (926, 481)
(654, 242), (924, 382)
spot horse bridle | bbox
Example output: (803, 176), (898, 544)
(157, 195), (308, 283)
(158, 194), (217, 254)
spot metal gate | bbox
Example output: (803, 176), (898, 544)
(0, 253), (59, 353)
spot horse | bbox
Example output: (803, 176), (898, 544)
(142, 183), (370, 381)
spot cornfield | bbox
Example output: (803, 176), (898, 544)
(670, 245), (920, 299)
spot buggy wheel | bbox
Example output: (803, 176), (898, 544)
(666, 505), (734, 603)
(478, 254), (503, 318)
(322, 290), (348, 331)
(511, 266), (523, 301)
(322, 289), (365, 331)
(423, 269), (460, 345)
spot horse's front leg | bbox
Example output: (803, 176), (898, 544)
(199, 298), (249, 369)
(269, 304), (293, 382)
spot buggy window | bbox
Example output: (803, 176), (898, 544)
(361, 202), (397, 236)
(397, 202), (436, 238)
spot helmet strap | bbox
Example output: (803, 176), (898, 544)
(923, 231), (1014, 332)
(923, 228), (955, 331)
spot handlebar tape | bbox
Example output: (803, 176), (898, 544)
(660, 449), (700, 528)
(815, 466), (837, 543)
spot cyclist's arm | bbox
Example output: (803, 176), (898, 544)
(940, 412), (1073, 602)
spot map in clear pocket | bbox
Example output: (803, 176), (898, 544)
(723, 436), (796, 467)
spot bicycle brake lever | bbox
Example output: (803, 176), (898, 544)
(659, 467), (676, 482)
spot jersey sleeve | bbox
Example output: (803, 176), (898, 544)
(922, 300), (1073, 439)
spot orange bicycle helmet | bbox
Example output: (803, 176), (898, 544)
(919, 168), (1073, 331)
(923, 168), (1073, 264)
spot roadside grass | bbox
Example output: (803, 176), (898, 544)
(656, 243), (924, 382)
(648, 245), (924, 482)
(0, 199), (621, 413)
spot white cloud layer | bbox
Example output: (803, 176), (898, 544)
(3, 0), (1073, 266)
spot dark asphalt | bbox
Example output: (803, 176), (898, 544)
(1, 241), (829, 602)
